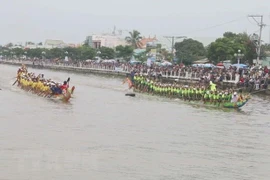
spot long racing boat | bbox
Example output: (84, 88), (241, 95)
(188, 98), (249, 109)
(133, 90), (250, 109)
(15, 70), (75, 102)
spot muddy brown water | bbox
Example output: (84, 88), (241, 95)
(0, 64), (270, 180)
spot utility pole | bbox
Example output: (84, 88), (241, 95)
(112, 25), (116, 35)
(269, 14), (270, 44)
(248, 15), (266, 65)
(164, 36), (186, 62)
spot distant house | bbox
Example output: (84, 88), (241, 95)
(44, 39), (65, 49)
(10, 44), (23, 49)
(138, 36), (158, 49)
(24, 42), (36, 49)
(85, 34), (126, 49)
(66, 43), (76, 48)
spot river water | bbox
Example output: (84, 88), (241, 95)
(0, 64), (270, 180)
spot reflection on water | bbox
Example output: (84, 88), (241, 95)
(0, 65), (270, 180)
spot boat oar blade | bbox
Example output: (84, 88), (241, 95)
(67, 77), (70, 82)
(12, 80), (18, 86)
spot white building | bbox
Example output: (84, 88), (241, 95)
(44, 39), (65, 49)
(86, 34), (126, 49)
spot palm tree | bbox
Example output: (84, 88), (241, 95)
(125, 30), (143, 49)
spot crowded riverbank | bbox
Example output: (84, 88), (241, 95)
(1, 59), (269, 93)
(0, 59), (242, 86)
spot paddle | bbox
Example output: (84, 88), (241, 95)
(66, 77), (70, 86)
(12, 79), (18, 86)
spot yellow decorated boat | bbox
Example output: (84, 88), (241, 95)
(15, 70), (75, 102)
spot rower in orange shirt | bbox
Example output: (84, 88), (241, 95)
(123, 74), (134, 89)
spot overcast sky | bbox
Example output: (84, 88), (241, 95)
(1, 0), (270, 45)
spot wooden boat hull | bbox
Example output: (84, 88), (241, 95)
(213, 99), (248, 108)
(134, 90), (249, 109)
(187, 99), (249, 109)
(16, 78), (75, 102)
(51, 90), (72, 102)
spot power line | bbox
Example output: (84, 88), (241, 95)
(248, 15), (266, 65)
(176, 16), (246, 35)
(247, 17), (258, 26)
(163, 36), (186, 62)
(268, 28), (270, 44)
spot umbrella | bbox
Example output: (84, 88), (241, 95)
(130, 60), (141, 65)
(192, 64), (204, 67)
(161, 61), (172, 66)
(192, 64), (199, 67)
(203, 63), (215, 68)
(251, 66), (262, 70)
(216, 66), (224, 69)
(232, 64), (248, 68)
(216, 62), (224, 66)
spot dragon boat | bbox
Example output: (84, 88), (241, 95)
(15, 71), (75, 102)
(190, 98), (250, 109)
(133, 89), (250, 109)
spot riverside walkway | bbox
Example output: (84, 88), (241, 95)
(0, 60), (239, 85)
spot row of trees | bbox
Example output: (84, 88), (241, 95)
(0, 46), (121, 60)
(174, 32), (270, 65)
(0, 30), (168, 62)
(1, 30), (270, 64)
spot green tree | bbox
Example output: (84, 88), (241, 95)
(207, 38), (239, 63)
(175, 38), (206, 65)
(223, 32), (237, 39)
(1, 49), (10, 57)
(25, 48), (42, 58)
(207, 32), (256, 64)
(115, 45), (134, 61)
(47, 48), (64, 59)
(157, 48), (172, 61)
(262, 44), (270, 51)
(261, 44), (270, 58)
(12, 48), (24, 57)
(78, 46), (96, 60)
(82, 37), (90, 47)
(236, 32), (258, 64)
(99, 47), (115, 59)
(5, 43), (13, 48)
(125, 30), (143, 49)
(134, 52), (147, 62)
(62, 47), (80, 60)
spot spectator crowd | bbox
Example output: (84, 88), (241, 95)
(3, 58), (270, 91)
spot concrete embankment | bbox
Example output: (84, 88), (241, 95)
(0, 60), (127, 77)
(0, 60), (237, 89)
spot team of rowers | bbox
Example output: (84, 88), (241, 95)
(124, 74), (249, 103)
(16, 65), (73, 97)
(15, 64), (247, 103)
